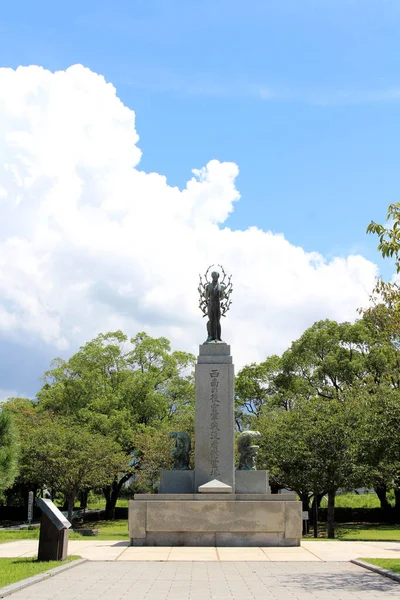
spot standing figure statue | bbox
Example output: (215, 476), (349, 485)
(198, 265), (233, 343)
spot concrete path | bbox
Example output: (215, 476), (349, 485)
(1, 539), (400, 561)
(5, 561), (400, 599)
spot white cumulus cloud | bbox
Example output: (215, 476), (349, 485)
(0, 64), (377, 387)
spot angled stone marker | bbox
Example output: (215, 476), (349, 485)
(36, 498), (71, 561)
(198, 479), (233, 493)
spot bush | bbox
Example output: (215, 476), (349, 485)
(318, 507), (400, 524)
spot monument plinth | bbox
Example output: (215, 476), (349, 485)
(129, 265), (302, 546)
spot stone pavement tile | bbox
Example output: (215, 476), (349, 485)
(218, 547), (269, 561)
(354, 542), (400, 558)
(0, 540), (38, 557)
(263, 547), (319, 560)
(301, 545), (363, 562)
(5, 560), (400, 600)
(284, 591), (315, 600)
(118, 551), (171, 561)
(262, 553), (319, 562)
(300, 540), (400, 562)
(117, 547), (171, 560)
(169, 547), (218, 561)
(67, 542), (128, 561)
(4, 539), (400, 563)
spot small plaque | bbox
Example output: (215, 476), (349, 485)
(36, 498), (71, 530)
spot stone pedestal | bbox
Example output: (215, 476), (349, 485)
(129, 494), (301, 546)
(194, 344), (235, 491)
(159, 470), (194, 494)
(235, 470), (270, 494)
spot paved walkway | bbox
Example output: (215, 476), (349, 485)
(1, 539), (400, 561)
(5, 561), (400, 599)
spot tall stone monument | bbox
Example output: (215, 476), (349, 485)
(129, 266), (302, 546)
(195, 345), (235, 490)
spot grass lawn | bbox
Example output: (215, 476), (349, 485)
(70, 520), (129, 540)
(360, 559), (400, 574)
(336, 524), (400, 541)
(302, 524), (400, 541)
(0, 556), (80, 588)
(86, 497), (129, 510)
(0, 528), (40, 543)
(320, 493), (382, 509)
(0, 520), (129, 543)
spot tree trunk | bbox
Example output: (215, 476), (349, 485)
(67, 493), (75, 523)
(103, 474), (132, 520)
(79, 490), (89, 509)
(327, 490), (335, 539)
(312, 492), (319, 538)
(374, 484), (391, 510)
(299, 492), (310, 512)
(298, 492), (311, 536)
(269, 480), (283, 494)
(104, 484), (119, 521)
(394, 479), (400, 511)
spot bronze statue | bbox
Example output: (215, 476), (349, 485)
(169, 432), (191, 470)
(198, 265), (233, 343)
(237, 430), (261, 470)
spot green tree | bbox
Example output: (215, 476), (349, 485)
(279, 320), (371, 403)
(2, 398), (40, 507)
(235, 356), (283, 430)
(359, 284), (400, 507)
(20, 416), (129, 521)
(361, 281), (400, 356)
(269, 318), (400, 507)
(258, 397), (360, 538)
(367, 202), (400, 272)
(0, 409), (19, 495)
(36, 330), (195, 518)
(353, 384), (400, 511)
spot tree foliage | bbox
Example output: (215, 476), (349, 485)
(367, 202), (400, 271)
(238, 314), (400, 533)
(257, 396), (360, 537)
(235, 356), (283, 429)
(0, 409), (19, 494)
(33, 330), (195, 517)
(22, 416), (129, 520)
(354, 385), (400, 495)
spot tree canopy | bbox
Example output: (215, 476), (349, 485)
(367, 202), (400, 272)
(0, 409), (19, 495)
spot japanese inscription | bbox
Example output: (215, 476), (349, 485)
(209, 369), (220, 478)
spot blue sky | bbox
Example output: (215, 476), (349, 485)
(1, 1), (398, 266)
(0, 0), (398, 397)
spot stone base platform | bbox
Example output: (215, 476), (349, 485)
(159, 470), (271, 494)
(235, 470), (271, 494)
(159, 470), (195, 494)
(129, 494), (301, 547)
